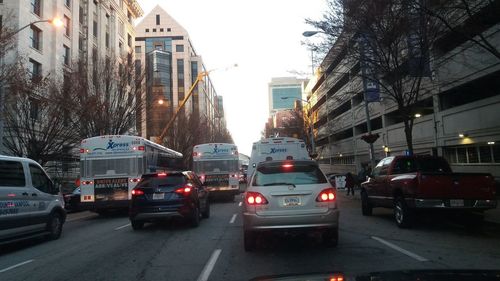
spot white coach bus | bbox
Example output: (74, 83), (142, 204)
(79, 135), (183, 214)
(192, 143), (240, 200)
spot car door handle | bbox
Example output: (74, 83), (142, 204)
(22, 192), (29, 196)
(32, 193), (38, 197)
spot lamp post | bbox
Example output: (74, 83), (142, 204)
(302, 31), (321, 75)
(0, 17), (63, 153)
(281, 96), (315, 156)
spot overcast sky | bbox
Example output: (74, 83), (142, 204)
(136, 0), (327, 155)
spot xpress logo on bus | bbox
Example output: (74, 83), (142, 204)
(207, 145), (230, 155)
(93, 139), (130, 151)
(262, 148), (287, 154)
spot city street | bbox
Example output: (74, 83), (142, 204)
(1, 188), (500, 281)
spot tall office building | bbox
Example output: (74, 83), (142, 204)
(268, 77), (307, 116)
(134, 5), (223, 141)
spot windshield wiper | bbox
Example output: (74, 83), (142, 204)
(263, 182), (296, 188)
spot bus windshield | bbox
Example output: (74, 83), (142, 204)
(194, 160), (239, 173)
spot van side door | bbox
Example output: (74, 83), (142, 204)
(0, 160), (33, 238)
(28, 164), (58, 226)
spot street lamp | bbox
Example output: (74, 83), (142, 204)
(0, 17), (62, 153)
(302, 31), (323, 75)
(281, 96), (315, 156)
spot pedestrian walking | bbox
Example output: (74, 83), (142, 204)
(357, 165), (367, 188)
(345, 172), (355, 196)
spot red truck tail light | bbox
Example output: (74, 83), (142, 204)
(246, 192), (268, 205)
(316, 188), (336, 202)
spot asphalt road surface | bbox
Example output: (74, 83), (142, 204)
(1, 187), (500, 281)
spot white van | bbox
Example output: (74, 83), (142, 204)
(247, 137), (310, 180)
(0, 155), (66, 245)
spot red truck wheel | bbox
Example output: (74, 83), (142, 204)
(394, 197), (414, 228)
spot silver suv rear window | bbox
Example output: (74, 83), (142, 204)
(253, 164), (327, 186)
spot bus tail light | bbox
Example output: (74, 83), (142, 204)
(138, 146), (145, 151)
(246, 192), (268, 205)
(131, 189), (144, 196)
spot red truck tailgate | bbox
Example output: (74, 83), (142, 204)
(418, 173), (495, 200)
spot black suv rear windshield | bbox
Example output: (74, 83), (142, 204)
(137, 174), (186, 188)
(253, 163), (327, 186)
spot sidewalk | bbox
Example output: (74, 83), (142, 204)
(336, 188), (500, 224)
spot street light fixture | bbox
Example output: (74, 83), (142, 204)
(302, 31), (323, 75)
(281, 96), (315, 156)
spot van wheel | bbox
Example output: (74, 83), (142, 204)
(361, 191), (373, 216)
(394, 197), (413, 228)
(46, 212), (63, 240)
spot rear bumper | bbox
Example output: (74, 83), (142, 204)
(207, 185), (240, 195)
(131, 211), (185, 221)
(409, 198), (497, 210)
(243, 209), (339, 231)
(79, 200), (129, 211)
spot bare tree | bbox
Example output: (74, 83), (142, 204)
(68, 53), (144, 138)
(3, 65), (81, 165)
(0, 10), (18, 84)
(307, 0), (442, 155)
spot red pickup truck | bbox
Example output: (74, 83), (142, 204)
(360, 155), (497, 228)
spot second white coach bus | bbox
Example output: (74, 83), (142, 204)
(192, 143), (240, 200)
(79, 135), (183, 214)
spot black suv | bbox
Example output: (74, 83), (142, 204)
(129, 171), (210, 230)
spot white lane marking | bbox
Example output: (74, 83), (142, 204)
(0, 259), (34, 273)
(229, 214), (237, 224)
(372, 236), (428, 262)
(114, 223), (131, 230)
(238, 202), (242, 207)
(66, 213), (97, 222)
(196, 249), (222, 281)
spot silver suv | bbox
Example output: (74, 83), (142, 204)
(242, 160), (339, 251)
(0, 155), (66, 245)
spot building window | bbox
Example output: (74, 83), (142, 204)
(28, 59), (42, 80)
(135, 46), (141, 53)
(63, 15), (70, 37)
(30, 98), (40, 120)
(93, 14), (98, 37)
(105, 32), (109, 48)
(78, 35), (84, 51)
(118, 19), (124, 37)
(145, 28), (149, 32)
(79, 4), (84, 25)
(65, 0), (71, 8)
(160, 28), (164, 32)
(31, 0), (41, 17)
(63, 45), (70, 65)
(444, 144), (500, 164)
(167, 28), (171, 32)
(176, 44), (184, 52)
(152, 28), (156, 32)
(119, 41), (123, 53)
(30, 25), (42, 50)
(156, 14), (160, 25)
(127, 10), (132, 24)
(127, 33), (132, 47)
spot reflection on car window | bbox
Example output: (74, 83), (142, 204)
(29, 164), (51, 193)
